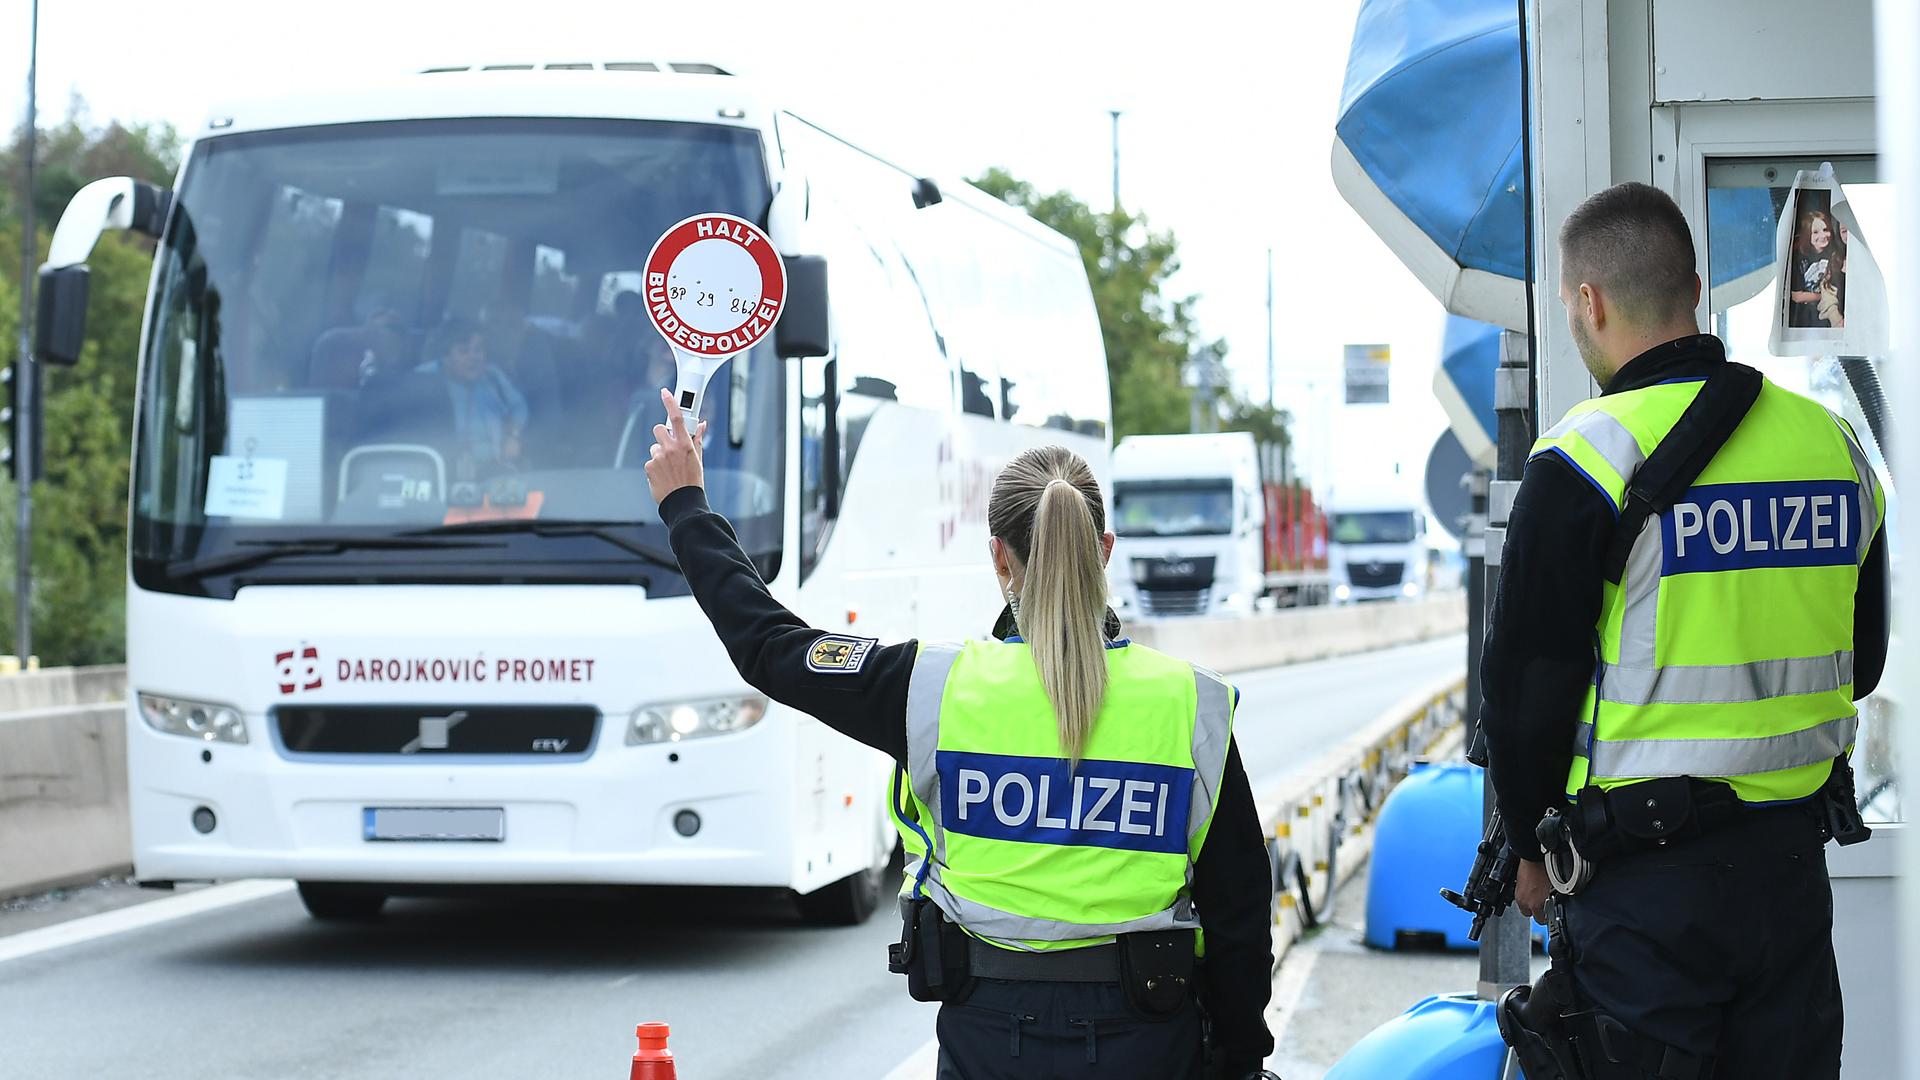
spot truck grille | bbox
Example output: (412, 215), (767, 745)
(275, 705), (598, 757)
(1347, 561), (1406, 589)
(1140, 588), (1211, 617)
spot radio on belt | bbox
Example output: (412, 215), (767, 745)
(642, 213), (789, 423)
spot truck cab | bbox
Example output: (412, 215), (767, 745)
(1327, 491), (1429, 603)
(1107, 432), (1267, 618)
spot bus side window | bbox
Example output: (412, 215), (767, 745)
(798, 358), (835, 581)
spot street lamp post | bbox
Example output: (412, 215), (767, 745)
(15, 0), (38, 663)
(1109, 109), (1122, 213)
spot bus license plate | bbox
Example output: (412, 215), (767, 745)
(363, 807), (505, 842)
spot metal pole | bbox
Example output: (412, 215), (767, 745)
(15, 0), (38, 664)
(1464, 470), (1488, 745)
(1266, 247), (1275, 410)
(1477, 330), (1535, 1000)
(1109, 110), (1122, 213)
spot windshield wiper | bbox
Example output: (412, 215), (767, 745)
(406, 520), (681, 569)
(165, 536), (505, 580)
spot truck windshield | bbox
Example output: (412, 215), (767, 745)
(131, 118), (780, 596)
(1114, 480), (1234, 537)
(1331, 511), (1417, 545)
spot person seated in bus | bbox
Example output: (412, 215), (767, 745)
(606, 289), (676, 395)
(485, 298), (564, 462)
(414, 318), (530, 474)
(584, 289), (676, 461)
(309, 304), (411, 390)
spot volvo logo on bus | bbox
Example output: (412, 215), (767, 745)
(402, 711), (468, 753)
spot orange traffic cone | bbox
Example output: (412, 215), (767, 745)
(630, 1022), (677, 1079)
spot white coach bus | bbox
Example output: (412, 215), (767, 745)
(36, 62), (1110, 923)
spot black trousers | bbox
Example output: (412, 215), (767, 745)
(934, 978), (1206, 1079)
(1560, 803), (1841, 1079)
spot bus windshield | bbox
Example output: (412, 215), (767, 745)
(1114, 480), (1235, 537)
(132, 118), (780, 595)
(1331, 511), (1418, 545)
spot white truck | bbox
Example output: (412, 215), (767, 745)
(1107, 432), (1270, 618)
(1326, 486), (1430, 603)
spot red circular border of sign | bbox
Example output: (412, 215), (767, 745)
(642, 213), (788, 358)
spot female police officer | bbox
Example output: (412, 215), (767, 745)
(644, 391), (1275, 1079)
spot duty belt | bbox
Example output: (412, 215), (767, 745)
(966, 940), (1122, 983)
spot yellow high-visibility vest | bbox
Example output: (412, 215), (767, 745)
(1531, 375), (1884, 803)
(891, 639), (1234, 952)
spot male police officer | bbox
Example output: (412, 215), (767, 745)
(1482, 182), (1889, 1079)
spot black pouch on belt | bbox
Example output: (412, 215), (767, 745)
(890, 897), (973, 1003)
(1118, 929), (1196, 1016)
(1595, 777), (1700, 854)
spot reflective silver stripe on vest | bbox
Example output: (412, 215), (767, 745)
(1615, 518), (1664, 669)
(1544, 408), (1647, 492)
(921, 871), (1198, 949)
(905, 643), (964, 862)
(1596, 652), (1854, 706)
(1833, 415), (1880, 562)
(1189, 666), (1234, 846)
(1572, 715), (1857, 778)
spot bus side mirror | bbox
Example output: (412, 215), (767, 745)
(777, 255), (829, 359)
(34, 265), (91, 367)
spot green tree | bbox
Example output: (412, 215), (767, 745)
(971, 169), (1283, 448)
(0, 105), (179, 664)
(972, 168), (1210, 438)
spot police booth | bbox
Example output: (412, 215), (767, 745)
(1526, 1), (1906, 1075)
(1344, 0), (1912, 1068)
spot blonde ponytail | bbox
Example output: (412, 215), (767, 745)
(988, 448), (1111, 762)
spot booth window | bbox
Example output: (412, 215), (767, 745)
(1705, 155), (1899, 824)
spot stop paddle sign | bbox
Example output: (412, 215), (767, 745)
(643, 213), (788, 419)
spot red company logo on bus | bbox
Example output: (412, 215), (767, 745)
(275, 646), (323, 695)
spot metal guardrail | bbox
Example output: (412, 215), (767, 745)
(1259, 675), (1469, 965)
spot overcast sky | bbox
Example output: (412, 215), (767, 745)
(4, 0), (1452, 496)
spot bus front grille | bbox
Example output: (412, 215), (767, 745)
(273, 705), (599, 758)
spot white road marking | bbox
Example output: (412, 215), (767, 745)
(880, 1035), (940, 1080)
(0, 879), (294, 964)
(1265, 945), (1322, 1054)
(608, 973), (639, 989)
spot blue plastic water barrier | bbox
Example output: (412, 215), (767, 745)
(1366, 760), (1549, 951)
(1324, 993), (1512, 1080)
(1366, 761), (1488, 950)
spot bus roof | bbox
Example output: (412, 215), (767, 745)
(191, 63), (1084, 266)
(199, 64), (773, 140)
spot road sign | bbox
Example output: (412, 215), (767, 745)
(1344, 343), (1391, 404)
(1424, 427), (1475, 542)
(643, 213), (788, 419)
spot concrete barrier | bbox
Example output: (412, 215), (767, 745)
(0, 666), (130, 898)
(1258, 675), (1467, 969)
(1125, 595), (1466, 674)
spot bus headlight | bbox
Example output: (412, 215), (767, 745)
(628, 694), (769, 745)
(138, 693), (248, 744)
(1334, 584), (1352, 601)
(1402, 581), (1420, 597)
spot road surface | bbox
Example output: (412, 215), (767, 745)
(0, 635), (1464, 1079)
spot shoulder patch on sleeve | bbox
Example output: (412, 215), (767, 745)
(807, 634), (877, 674)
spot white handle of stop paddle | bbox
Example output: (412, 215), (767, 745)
(670, 348), (732, 425)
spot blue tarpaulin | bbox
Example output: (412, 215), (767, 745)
(1433, 316), (1501, 467)
(1335, 0), (1779, 331)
